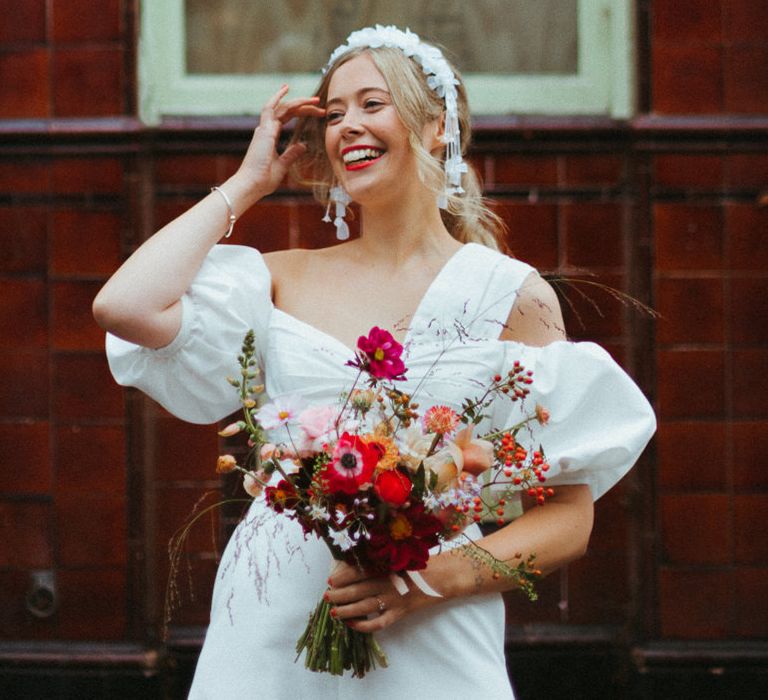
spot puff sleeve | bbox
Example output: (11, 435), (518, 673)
(493, 340), (656, 501)
(105, 245), (273, 424)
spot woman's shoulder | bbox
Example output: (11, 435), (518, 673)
(465, 245), (565, 346)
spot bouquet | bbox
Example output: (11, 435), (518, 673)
(216, 327), (553, 678)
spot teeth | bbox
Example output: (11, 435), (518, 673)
(342, 148), (384, 164)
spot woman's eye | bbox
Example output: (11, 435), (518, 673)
(325, 111), (343, 123)
(364, 100), (383, 109)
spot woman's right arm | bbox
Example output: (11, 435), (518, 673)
(92, 86), (324, 349)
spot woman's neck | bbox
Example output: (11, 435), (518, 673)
(354, 188), (458, 264)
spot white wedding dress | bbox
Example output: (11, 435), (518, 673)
(106, 242), (655, 699)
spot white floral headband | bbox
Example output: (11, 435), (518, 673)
(324, 25), (467, 209)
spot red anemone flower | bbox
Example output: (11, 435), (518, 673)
(321, 432), (379, 495)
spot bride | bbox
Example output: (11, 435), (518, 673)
(94, 26), (655, 699)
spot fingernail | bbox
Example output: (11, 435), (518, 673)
(327, 577), (333, 587)
(322, 591), (329, 602)
(330, 608), (337, 618)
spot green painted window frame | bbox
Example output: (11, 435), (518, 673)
(139, 0), (635, 125)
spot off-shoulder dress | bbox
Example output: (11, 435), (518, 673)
(106, 242), (656, 699)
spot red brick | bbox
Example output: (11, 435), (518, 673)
(659, 567), (731, 638)
(652, 45), (723, 114)
(732, 567), (768, 637)
(52, 354), (124, 421)
(50, 209), (123, 276)
(656, 278), (724, 345)
(725, 46), (768, 113)
(562, 154), (624, 186)
(588, 485), (630, 554)
(656, 421), (727, 490)
(0, 48), (50, 118)
(735, 496), (768, 564)
(51, 0), (122, 42)
(52, 47), (124, 117)
(661, 494), (730, 565)
(155, 154), (222, 187)
(654, 203), (723, 271)
(568, 553), (629, 624)
(724, 0), (768, 42)
(56, 425), (126, 496)
(57, 568), (126, 639)
(559, 272), (625, 341)
(727, 153), (768, 189)
(495, 201), (559, 269)
(653, 0), (723, 43)
(0, 501), (53, 568)
(0, 206), (48, 274)
(56, 495), (127, 567)
(732, 350), (768, 418)
(0, 423), (52, 495)
(153, 414), (219, 482)
(154, 200), (193, 230)
(154, 486), (222, 556)
(563, 202), (623, 268)
(0, 279), (48, 350)
(726, 203), (768, 271)
(51, 281), (104, 351)
(0, 159), (50, 194)
(733, 421), (768, 489)
(657, 350), (725, 419)
(52, 157), (124, 195)
(0, 0), (46, 43)
(731, 278), (768, 345)
(493, 155), (559, 186)
(236, 201), (292, 253)
(0, 352), (49, 419)
(654, 154), (724, 190)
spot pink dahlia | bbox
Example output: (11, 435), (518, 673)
(348, 326), (407, 381)
(321, 432), (379, 495)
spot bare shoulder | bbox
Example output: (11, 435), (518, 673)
(262, 245), (351, 301)
(501, 270), (567, 346)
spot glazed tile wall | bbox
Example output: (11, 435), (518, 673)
(653, 158), (768, 639)
(652, 0), (768, 114)
(0, 0), (766, 661)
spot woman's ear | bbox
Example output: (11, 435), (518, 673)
(424, 113), (446, 154)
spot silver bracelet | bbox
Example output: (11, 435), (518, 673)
(210, 186), (237, 238)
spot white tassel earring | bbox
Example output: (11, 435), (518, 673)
(322, 185), (352, 241)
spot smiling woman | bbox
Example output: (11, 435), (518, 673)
(94, 23), (654, 700)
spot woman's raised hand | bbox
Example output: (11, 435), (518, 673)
(235, 85), (325, 198)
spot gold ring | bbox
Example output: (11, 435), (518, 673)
(375, 596), (386, 613)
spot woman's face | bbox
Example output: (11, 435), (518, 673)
(324, 52), (434, 207)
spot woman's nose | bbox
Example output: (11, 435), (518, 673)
(339, 109), (364, 136)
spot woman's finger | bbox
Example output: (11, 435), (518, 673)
(330, 594), (385, 621)
(263, 84), (290, 112)
(327, 561), (366, 588)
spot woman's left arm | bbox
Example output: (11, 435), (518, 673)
(326, 484), (593, 632)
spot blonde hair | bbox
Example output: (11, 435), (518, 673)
(291, 45), (506, 250)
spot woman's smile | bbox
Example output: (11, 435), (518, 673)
(342, 145), (386, 170)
